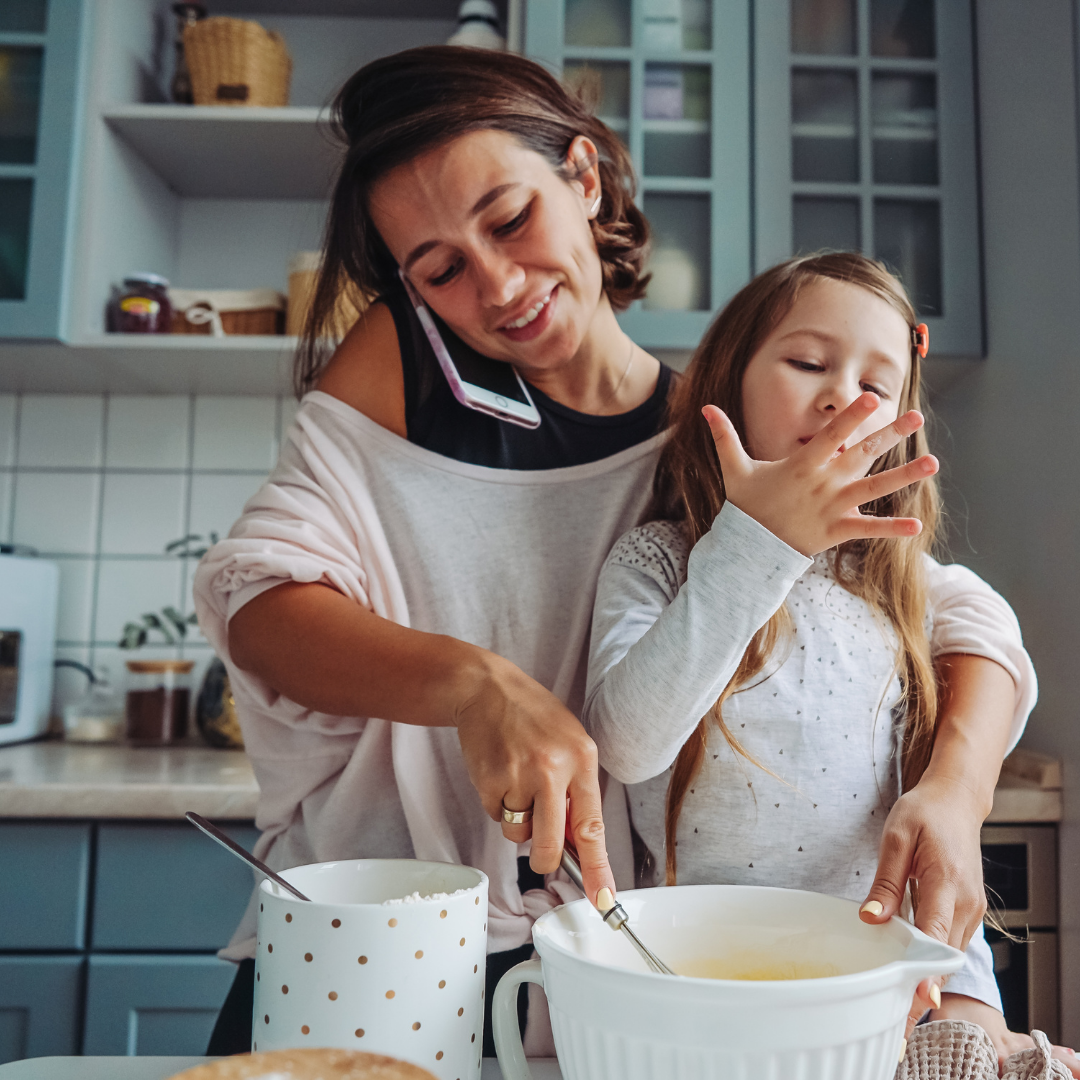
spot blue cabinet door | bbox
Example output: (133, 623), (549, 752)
(0, 0), (88, 338)
(0, 822), (90, 949)
(93, 822), (260, 951)
(83, 954), (237, 1056)
(0, 956), (83, 1064)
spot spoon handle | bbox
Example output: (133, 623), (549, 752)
(185, 811), (311, 902)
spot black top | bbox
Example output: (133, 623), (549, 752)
(383, 283), (673, 470)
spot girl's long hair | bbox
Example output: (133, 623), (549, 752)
(650, 252), (941, 884)
(295, 46), (651, 396)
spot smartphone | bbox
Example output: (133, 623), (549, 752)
(398, 269), (542, 429)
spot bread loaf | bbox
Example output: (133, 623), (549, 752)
(169, 1048), (439, 1080)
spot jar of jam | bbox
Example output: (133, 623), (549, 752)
(110, 273), (172, 333)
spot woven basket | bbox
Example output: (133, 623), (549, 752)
(170, 288), (286, 336)
(184, 17), (291, 107)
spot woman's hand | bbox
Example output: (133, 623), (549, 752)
(703, 393), (938, 557)
(454, 651), (616, 907)
(930, 994), (1080, 1077)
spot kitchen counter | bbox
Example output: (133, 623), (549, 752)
(0, 1057), (562, 1079)
(0, 740), (1062, 823)
(0, 741), (258, 819)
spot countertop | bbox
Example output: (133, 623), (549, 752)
(0, 1058), (565, 1075)
(0, 740), (1063, 823)
(0, 742), (258, 819)
(0, 1058), (562, 1079)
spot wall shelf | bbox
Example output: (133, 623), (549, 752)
(103, 105), (341, 199)
(0, 335), (296, 394)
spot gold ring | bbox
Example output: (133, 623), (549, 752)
(501, 803), (534, 825)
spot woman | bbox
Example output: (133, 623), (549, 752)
(195, 47), (1024, 1055)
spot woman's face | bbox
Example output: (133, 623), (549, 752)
(740, 277), (912, 462)
(369, 129), (605, 372)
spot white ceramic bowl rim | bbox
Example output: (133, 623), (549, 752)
(530, 885), (963, 996)
(259, 857), (488, 908)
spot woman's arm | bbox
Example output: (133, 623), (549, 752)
(229, 582), (612, 895)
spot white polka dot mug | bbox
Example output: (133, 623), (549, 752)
(254, 859), (488, 1080)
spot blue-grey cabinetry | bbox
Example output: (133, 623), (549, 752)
(0, 819), (258, 1063)
(0, 0), (88, 338)
(525, 0), (981, 354)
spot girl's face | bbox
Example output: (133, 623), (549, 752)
(740, 277), (912, 462)
(369, 129), (604, 373)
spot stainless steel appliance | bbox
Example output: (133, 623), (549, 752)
(0, 548), (59, 746)
(982, 824), (1060, 1040)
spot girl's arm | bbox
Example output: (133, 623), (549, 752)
(583, 506), (811, 783)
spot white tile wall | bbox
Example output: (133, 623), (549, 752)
(0, 394), (294, 711)
(105, 396), (191, 469)
(193, 396), (279, 471)
(17, 395), (105, 468)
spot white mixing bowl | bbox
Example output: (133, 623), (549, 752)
(493, 885), (963, 1080)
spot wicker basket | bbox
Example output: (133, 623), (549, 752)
(183, 17), (291, 107)
(170, 288), (286, 336)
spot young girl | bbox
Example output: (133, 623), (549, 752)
(583, 254), (1072, 1069)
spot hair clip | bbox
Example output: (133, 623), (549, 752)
(912, 323), (929, 359)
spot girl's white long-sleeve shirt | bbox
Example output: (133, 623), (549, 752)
(584, 503), (1037, 1010)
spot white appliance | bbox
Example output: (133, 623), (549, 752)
(0, 550), (59, 746)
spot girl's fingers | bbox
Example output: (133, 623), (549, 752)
(701, 405), (752, 481)
(839, 410), (925, 477)
(836, 515), (924, 543)
(803, 392), (881, 464)
(848, 455), (939, 506)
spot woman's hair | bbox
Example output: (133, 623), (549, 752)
(295, 46), (651, 395)
(651, 252), (941, 884)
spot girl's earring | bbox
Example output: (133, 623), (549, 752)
(589, 194), (602, 218)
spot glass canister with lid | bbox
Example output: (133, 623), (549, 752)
(124, 659), (195, 745)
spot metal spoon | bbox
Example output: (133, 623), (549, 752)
(560, 832), (675, 976)
(186, 811), (311, 902)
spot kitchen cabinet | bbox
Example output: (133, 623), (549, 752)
(0, 818), (258, 1060)
(0, 822), (90, 950)
(0, 956), (83, 1065)
(0, 0), (500, 392)
(526, 0), (983, 355)
(0, 0), (89, 338)
(82, 955), (236, 1056)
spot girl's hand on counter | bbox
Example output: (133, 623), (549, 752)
(703, 395), (938, 557)
(454, 651), (615, 907)
(859, 773), (988, 951)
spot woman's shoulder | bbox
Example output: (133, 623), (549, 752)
(604, 519), (689, 597)
(315, 302), (407, 438)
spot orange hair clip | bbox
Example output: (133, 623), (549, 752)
(913, 323), (929, 358)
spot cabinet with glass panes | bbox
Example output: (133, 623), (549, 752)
(525, 0), (980, 355)
(757, 0), (981, 354)
(525, 0), (752, 350)
(0, 0), (86, 338)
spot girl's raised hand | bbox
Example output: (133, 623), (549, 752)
(703, 392), (938, 557)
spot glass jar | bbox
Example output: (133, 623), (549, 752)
(63, 666), (124, 743)
(109, 273), (172, 333)
(124, 660), (195, 745)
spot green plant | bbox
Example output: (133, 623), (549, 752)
(119, 607), (199, 650)
(165, 532), (220, 559)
